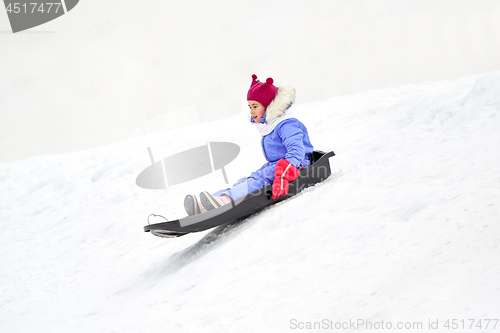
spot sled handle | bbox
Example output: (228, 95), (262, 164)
(147, 214), (169, 225)
(265, 190), (273, 200)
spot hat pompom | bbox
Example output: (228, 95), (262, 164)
(252, 74), (258, 81)
(266, 78), (274, 85)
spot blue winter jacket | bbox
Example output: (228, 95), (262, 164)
(212, 117), (313, 200)
(261, 118), (313, 169)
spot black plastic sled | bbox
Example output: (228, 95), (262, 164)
(144, 150), (335, 238)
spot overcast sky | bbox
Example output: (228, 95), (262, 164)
(1, 0), (500, 162)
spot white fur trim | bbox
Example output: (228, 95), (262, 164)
(265, 84), (296, 123)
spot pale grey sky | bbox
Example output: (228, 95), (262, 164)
(1, 0), (499, 161)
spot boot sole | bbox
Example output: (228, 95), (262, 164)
(200, 191), (222, 211)
(184, 194), (201, 216)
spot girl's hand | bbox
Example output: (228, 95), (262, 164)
(272, 159), (300, 199)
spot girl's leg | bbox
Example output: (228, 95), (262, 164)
(212, 163), (276, 201)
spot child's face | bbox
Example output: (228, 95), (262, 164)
(248, 100), (266, 123)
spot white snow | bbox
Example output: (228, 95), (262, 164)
(1, 71), (500, 332)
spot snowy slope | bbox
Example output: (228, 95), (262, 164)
(1, 71), (500, 332)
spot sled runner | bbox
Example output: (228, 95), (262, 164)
(144, 150), (335, 238)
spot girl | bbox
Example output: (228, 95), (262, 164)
(184, 74), (314, 215)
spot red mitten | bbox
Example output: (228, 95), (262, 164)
(272, 159), (300, 199)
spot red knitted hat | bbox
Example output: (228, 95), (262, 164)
(247, 74), (278, 108)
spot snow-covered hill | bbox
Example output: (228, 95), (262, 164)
(1, 71), (500, 332)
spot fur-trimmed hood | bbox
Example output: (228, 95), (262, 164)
(263, 83), (296, 123)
